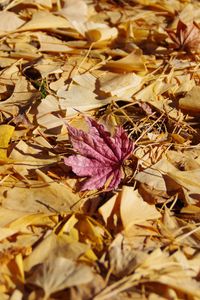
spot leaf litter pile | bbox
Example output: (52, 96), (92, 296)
(0, 0), (200, 299)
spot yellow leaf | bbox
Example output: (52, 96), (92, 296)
(58, 0), (88, 23)
(86, 26), (118, 42)
(83, 248), (97, 261)
(0, 228), (18, 241)
(98, 194), (118, 225)
(8, 213), (57, 233)
(24, 233), (57, 271)
(35, 32), (73, 53)
(6, 253), (24, 287)
(105, 50), (147, 73)
(0, 11), (25, 33)
(120, 187), (161, 229)
(99, 186), (161, 230)
(56, 214), (79, 241)
(58, 84), (111, 117)
(18, 11), (70, 31)
(0, 125), (14, 159)
(99, 72), (143, 98)
(179, 86), (200, 113)
(27, 256), (94, 299)
(14, 254), (24, 283)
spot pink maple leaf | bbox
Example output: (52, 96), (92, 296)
(64, 117), (134, 191)
(166, 20), (200, 52)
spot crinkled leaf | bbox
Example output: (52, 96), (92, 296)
(64, 118), (134, 191)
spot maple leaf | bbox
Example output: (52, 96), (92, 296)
(166, 20), (200, 52)
(64, 118), (134, 191)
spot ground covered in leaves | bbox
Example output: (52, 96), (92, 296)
(0, 0), (200, 299)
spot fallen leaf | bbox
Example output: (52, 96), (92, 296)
(9, 140), (57, 175)
(177, 3), (200, 24)
(37, 95), (62, 129)
(0, 11), (25, 33)
(179, 86), (200, 113)
(64, 118), (134, 190)
(7, 211), (57, 233)
(0, 1), (199, 299)
(24, 228), (90, 271)
(0, 228), (18, 242)
(108, 233), (140, 277)
(35, 32), (73, 53)
(18, 11), (71, 32)
(99, 72), (143, 98)
(1, 171), (80, 213)
(0, 77), (39, 116)
(167, 19), (200, 52)
(98, 193), (118, 225)
(0, 207), (30, 227)
(119, 186), (161, 229)
(58, 0), (88, 24)
(99, 186), (161, 230)
(4, 0), (52, 10)
(58, 84), (111, 116)
(135, 158), (178, 192)
(85, 23), (118, 42)
(27, 256), (94, 299)
(0, 125), (14, 159)
(105, 50), (147, 73)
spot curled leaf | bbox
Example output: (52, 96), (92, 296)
(64, 118), (134, 191)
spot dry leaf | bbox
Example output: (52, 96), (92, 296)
(58, 84), (111, 116)
(19, 11), (71, 31)
(65, 118), (134, 190)
(27, 256), (94, 299)
(0, 11), (25, 33)
(135, 158), (178, 192)
(179, 86), (200, 113)
(85, 24), (118, 42)
(167, 19), (200, 52)
(105, 50), (147, 73)
(119, 186), (161, 229)
(24, 228), (90, 271)
(1, 170), (80, 213)
(58, 0), (88, 23)
(35, 32), (73, 53)
(0, 125), (14, 159)
(4, 0), (52, 10)
(36, 95), (63, 129)
(0, 1), (199, 299)
(10, 140), (57, 175)
(99, 186), (161, 230)
(0, 77), (39, 115)
(99, 72), (143, 98)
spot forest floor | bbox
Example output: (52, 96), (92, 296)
(0, 0), (200, 299)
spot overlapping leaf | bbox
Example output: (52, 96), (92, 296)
(64, 118), (134, 191)
(167, 19), (200, 52)
(0, 1), (200, 299)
